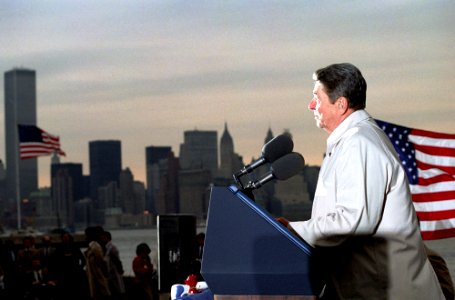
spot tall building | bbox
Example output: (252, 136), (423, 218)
(178, 130), (217, 223)
(51, 168), (75, 228)
(51, 162), (84, 203)
(218, 122), (243, 180)
(119, 167), (139, 214)
(154, 152), (180, 215)
(146, 146), (172, 166)
(219, 122), (234, 178)
(275, 172), (312, 221)
(303, 165), (320, 201)
(178, 169), (211, 222)
(29, 187), (53, 228)
(119, 167), (147, 215)
(133, 181), (146, 216)
(264, 126), (274, 144)
(4, 68), (37, 202)
(179, 130), (218, 176)
(0, 160), (6, 219)
(89, 140), (122, 205)
(98, 181), (119, 210)
(145, 146), (172, 212)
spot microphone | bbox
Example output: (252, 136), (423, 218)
(244, 152), (305, 190)
(235, 134), (294, 178)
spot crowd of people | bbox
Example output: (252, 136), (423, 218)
(0, 226), (158, 300)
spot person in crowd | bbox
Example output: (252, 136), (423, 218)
(25, 256), (59, 300)
(189, 232), (205, 282)
(54, 231), (88, 300)
(195, 233), (205, 261)
(277, 63), (445, 299)
(132, 242), (156, 300)
(38, 235), (56, 271)
(84, 226), (111, 300)
(100, 231), (125, 300)
(0, 264), (4, 294)
(0, 239), (19, 297)
(17, 235), (39, 289)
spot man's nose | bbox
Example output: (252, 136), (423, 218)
(308, 98), (317, 110)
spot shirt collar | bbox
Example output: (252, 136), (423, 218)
(326, 110), (372, 155)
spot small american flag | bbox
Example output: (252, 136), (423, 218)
(376, 119), (455, 240)
(18, 125), (66, 160)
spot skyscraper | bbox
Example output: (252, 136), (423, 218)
(219, 122), (243, 179)
(89, 140), (122, 205)
(219, 122), (234, 178)
(145, 146), (172, 212)
(52, 167), (76, 228)
(154, 152), (180, 215)
(51, 162), (85, 204)
(4, 68), (37, 202)
(119, 167), (135, 214)
(178, 130), (217, 223)
(146, 146), (172, 166)
(119, 167), (146, 215)
(179, 130), (218, 176)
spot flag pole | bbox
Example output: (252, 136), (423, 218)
(15, 164), (21, 230)
(15, 126), (22, 230)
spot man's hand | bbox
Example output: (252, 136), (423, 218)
(276, 217), (304, 241)
(276, 217), (289, 228)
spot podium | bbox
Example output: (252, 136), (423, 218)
(201, 186), (322, 299)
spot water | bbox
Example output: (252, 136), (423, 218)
(110, 227), (207, 277)
(110, 228), (161, 277)
(110, 228), (455, 284)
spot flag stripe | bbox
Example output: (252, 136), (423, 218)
(421, 228), (455, 240)
(418, 167), (447, 178)
(414, 144), (455, 157)
(420, 218), (455, 231)
(417, 210), (455, 221)
(417, 174), (455, 186)
(411, 129), (455, 140)
(420, 219), (455, 240)
(410, 180), (455, 194)
(417, 168), (455, 188)
(417, 161), (455, 177)
(20, 143), (59, 149)
(414, 199), (455, 211)
(412, 191), (455, 202)
(416, 150), (455, 167)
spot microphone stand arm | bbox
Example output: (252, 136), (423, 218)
(232, 173), (255, 201)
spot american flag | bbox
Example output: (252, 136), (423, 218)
(18, 125), (66, 160)
(376, 119), (455, 240)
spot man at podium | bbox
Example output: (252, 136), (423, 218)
(280, 63), (444, 299)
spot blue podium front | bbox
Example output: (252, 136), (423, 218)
(201, 186), (322, 296)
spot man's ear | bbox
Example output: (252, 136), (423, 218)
(337, 97), (349, 114)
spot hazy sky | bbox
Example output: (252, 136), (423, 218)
(1, 1), (454, 187)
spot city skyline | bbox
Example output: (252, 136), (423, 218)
(1, 1), (454, 187)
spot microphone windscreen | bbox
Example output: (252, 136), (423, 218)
(271, 152), (305, 180)
(261, 134), (294, 163)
